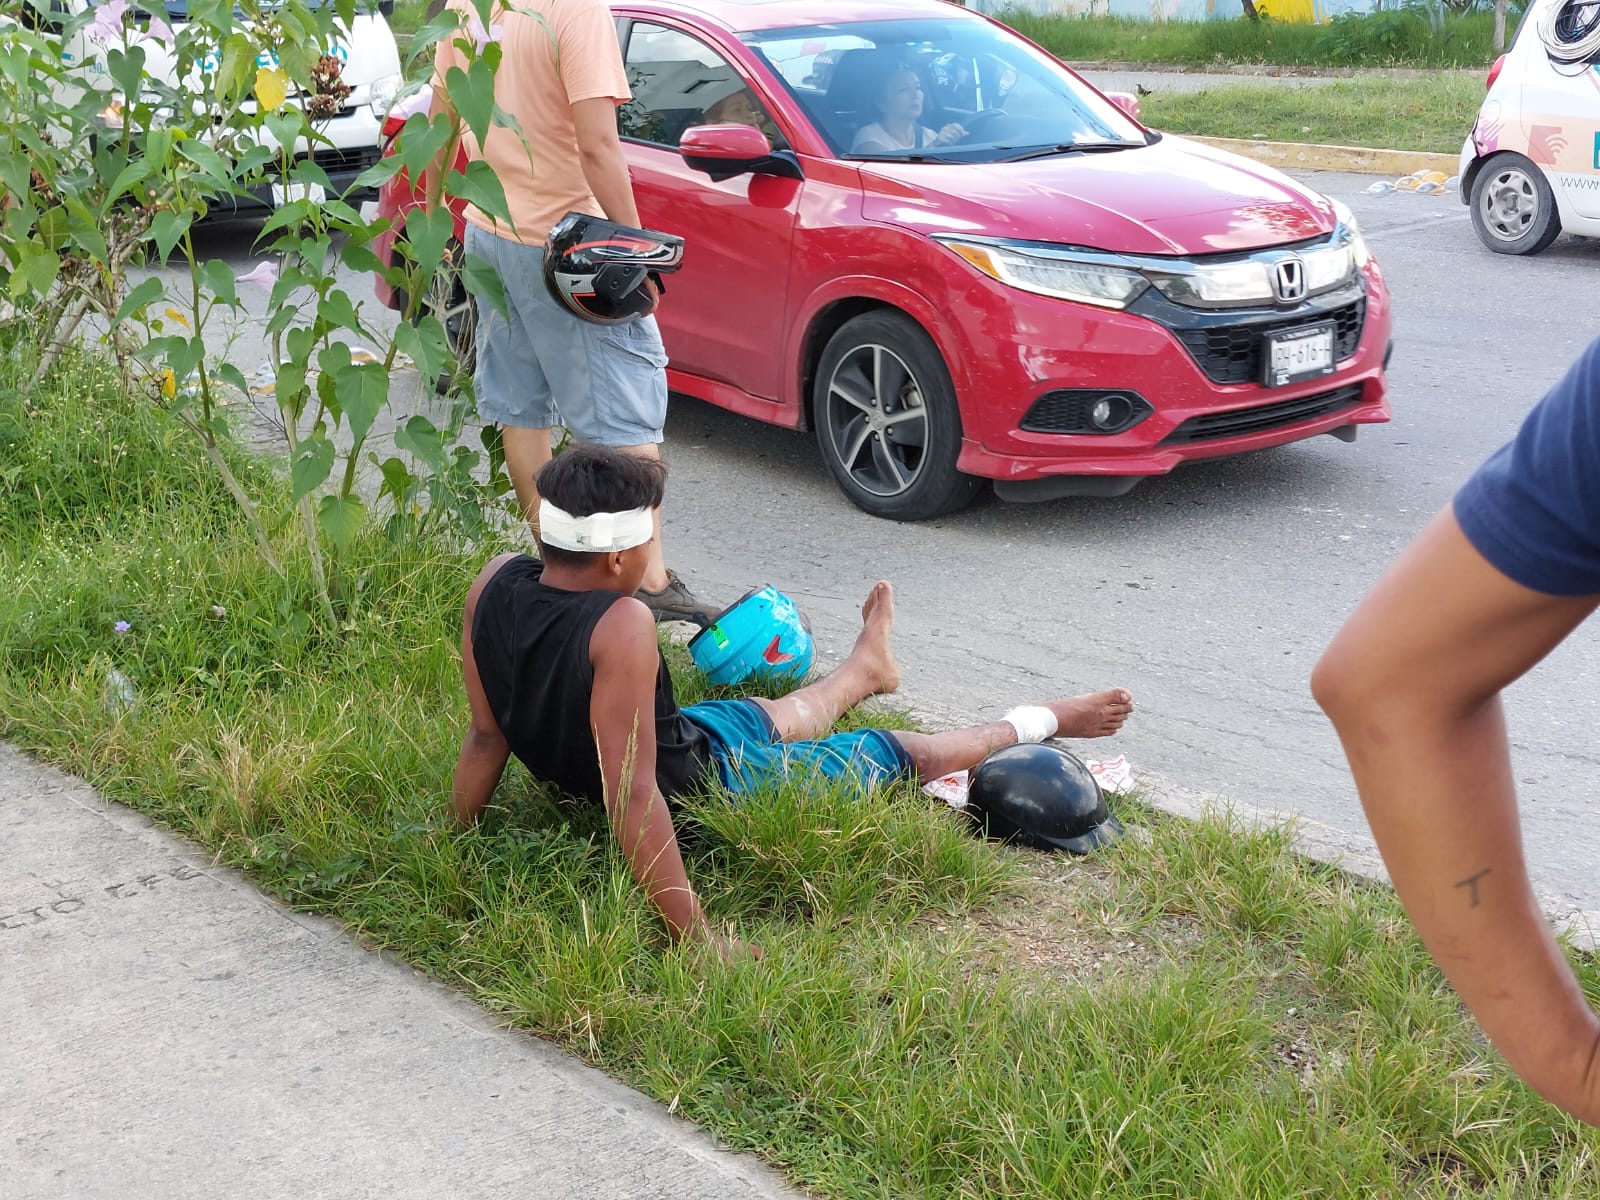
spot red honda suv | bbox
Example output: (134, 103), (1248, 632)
(374, 0), (1392, 520)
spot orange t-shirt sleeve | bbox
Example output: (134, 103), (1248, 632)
(555, 0), (631, 106)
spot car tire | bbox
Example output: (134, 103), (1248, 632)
(813, 311), (981, 521)
(422, 239), (477, 394)
(1470, 152), (1562, 256)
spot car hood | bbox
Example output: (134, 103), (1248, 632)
(857, 136), (1335, 257)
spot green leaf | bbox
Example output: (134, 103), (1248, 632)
(290, 434), (336, 503)
(445, 159), (512, 229)
(201, 258), (239, 308)
(332, 360), (389, 446)
(265, 111), (309, 158)
(177, 139), (234, 190)
(401, 206), (453, 285)
(396, 314), (448, 393)
(316, 493), (365, 553)
(148, 210), (194, 262)
(339, 240), (384, 276)
(64, 201), (110, 265)
(394, 414), (445, 470)
(353, 154), (404, 193)
(397, 111), (452, 181)
(114, 276), (166, 324)
(376, 455), (417, 504)
(213, 362), (251, 396)
(20, 246), (61, 296)
(287, 158), (334, 194)
(403, 7), (461, 68)
(316, 288), (362, 333)
(460, 249), (507, 322)
(217, 33), (257, 104)
(106, 159), (151, 203)
(266, 264), (311, 312)
(106, 45), (149, 104)
(445, 57), (498, 146)
(265, 303), (303, 336)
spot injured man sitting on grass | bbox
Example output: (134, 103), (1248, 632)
(451, 445), (1134, 960)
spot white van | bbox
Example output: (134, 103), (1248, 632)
(20, 0), (403, 212)
(1459, 0), (1600, 254)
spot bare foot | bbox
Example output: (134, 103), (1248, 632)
(851, 580), (901, 695)
(1048, 689), (1134, 739)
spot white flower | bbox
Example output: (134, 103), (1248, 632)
(237, 260), (280, 288)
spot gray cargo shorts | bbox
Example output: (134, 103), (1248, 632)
(466, 222), (669, 445)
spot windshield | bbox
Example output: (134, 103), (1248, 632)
(743, 17), (1146, 163)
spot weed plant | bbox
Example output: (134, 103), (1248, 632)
(5, 348), (1600, 1196)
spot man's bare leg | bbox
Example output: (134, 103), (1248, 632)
(751, 581), (901, 741)
(889, 690), (1134, 782)
(502, 424), (553, 537)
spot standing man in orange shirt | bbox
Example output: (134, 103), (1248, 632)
(429, 0), (708, 626)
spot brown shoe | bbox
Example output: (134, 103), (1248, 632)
(637, 570), (714, 629)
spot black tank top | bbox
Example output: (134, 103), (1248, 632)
(470, 556), (712, 805)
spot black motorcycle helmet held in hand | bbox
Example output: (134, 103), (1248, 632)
(543, 212), (685, 325)
(965, 743), (1123, 855)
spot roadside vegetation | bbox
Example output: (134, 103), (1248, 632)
(5, 343), (1600, 1197)
(1003, 8), (1505, 69)
(1141, 71), (1483, 152)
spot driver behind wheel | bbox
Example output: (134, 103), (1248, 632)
(851, 65), (966, 153)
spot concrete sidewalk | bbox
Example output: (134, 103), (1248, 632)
(0, 743), (797, 1200)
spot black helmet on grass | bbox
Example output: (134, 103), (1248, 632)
(966, 743), (1123, 855)
(543, 212), (685, 325)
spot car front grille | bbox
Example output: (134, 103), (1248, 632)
(312, 145), (380, 176)
(1174, 299), (1365, 385)
(1161, 383), (1366, 445)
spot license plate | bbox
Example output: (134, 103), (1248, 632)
(270, 181), (326, 208)
(1263, 321), (1336, 387)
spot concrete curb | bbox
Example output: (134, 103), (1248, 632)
(1184, 134), (1459, 177)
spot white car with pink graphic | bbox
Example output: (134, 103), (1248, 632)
(1459, 0), (1600, 254)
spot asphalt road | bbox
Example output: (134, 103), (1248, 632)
(184, 166), (1600, 923)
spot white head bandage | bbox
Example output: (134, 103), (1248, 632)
(538, 500), (653, 553)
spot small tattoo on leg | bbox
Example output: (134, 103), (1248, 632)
(1455, 867), (1492, 908)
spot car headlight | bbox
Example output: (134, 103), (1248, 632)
(1330, 198), (1370, 269)
(369, 72), (403, 118)
(938, 238), (1148, 309)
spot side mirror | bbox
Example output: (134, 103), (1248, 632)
(378, 0), (396, 16)
(680, 123), (801, 182)
(1105, 91), (1140, 122)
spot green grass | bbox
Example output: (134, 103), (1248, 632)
(1003, 9), (1502, 69)
(5, 343), (1600, 1197)
(1139, 72), (1484, 153)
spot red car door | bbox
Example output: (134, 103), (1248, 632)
(619, 20), (801, 404)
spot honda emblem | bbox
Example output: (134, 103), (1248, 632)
(1272, 257), (1307, 303)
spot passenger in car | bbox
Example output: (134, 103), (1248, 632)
(851, 65), (966, 154)
(696, 85), (785, 149)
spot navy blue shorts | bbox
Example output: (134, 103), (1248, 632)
(680, 699), (915, 795)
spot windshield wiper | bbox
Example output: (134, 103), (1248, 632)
(849, 152), (964, 165)
(997, 141), (1144, 163)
